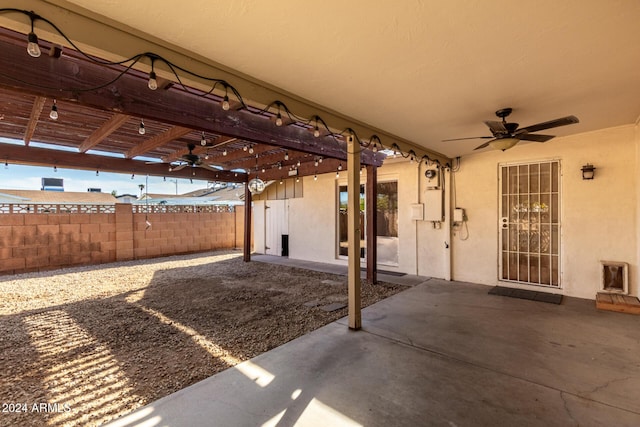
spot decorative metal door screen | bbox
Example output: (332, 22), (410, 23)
(499, 161), (561, 287)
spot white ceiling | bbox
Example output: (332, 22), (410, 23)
(62, 0), (640, 158)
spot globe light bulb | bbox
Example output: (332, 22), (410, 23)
(313, 126), (320, 138)
(49, 103), (58, 121)
(275, 113), (283, 127)
(318, 157), (323, 163)
(336, 171), (340, 178)
(243, 145), (248, 151)
(314, 174), (318, 181)
(148, 71), (158, 90)
(248, 146), (254, 154)
(284, 152), (289, 161)
(222, 149), (227, 156)
(372, 143), (378, 153)
(314, 160), (319, 167)
(279, 179), (283, 185)
(338, 164), (343, 171)
(201, 132), (207, 146)
(138, 120), (146, 135)
(221, 95), (230, 111)
(27, 32), (41, 58)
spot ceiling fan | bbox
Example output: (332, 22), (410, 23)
(443, 108), (579, 151)
(153, 143), (220, 172)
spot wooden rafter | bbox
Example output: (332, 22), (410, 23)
(79, 113), (130, 152)
(213, 144), (276, 164)
(1, 143), (246, 182)
(23, 96), (46, 146)
(249, 157), (342, 181)
(230, 151), (313, 172)
(125, 126), (192, 159)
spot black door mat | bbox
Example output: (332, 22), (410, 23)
(489, 286), (563, 304)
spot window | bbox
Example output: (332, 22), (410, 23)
(337, 181), (398, 265)
(376, 181), (398, 265)
(499, 161), (561, 287)
(337, 184), (365, 258)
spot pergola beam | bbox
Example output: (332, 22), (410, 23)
(125, 126), (192, 159)
(24, 95), (45, 146)
(79, 113), (130, 153)
(1, 144), (246, 182)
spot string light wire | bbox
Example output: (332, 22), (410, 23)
(0, 8), (451, 170)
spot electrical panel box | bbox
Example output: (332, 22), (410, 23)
(454, 208), (465, 223)
(424, 189), (443, 221)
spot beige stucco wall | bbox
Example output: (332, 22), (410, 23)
(287, 160), (424, 274)
(262, 124), (638, 300)
(451, 125), (637, 299)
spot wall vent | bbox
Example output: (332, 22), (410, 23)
(600, 261), (628, 295)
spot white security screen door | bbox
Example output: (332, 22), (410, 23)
(499, 161), (561, 287)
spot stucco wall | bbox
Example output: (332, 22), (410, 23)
(451, 125), (637, 299)
(265, 124), (638, 300)
(286, 160), (424, 274)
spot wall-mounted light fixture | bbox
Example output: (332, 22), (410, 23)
(581, 163), (596, 180)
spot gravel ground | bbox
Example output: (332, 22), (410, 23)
(0, 250), (407, 427)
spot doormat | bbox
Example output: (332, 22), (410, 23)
(360, 268), (406, 277)
(488, 286), (563, 304)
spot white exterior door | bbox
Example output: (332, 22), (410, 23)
(265, 199), (288, 256)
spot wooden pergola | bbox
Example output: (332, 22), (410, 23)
(0, 26), (389, 329)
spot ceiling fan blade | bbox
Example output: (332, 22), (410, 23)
(484, 120), (507, 136)
(519, 115), (579, 134)
(474, 140), (494, 150)
(172, 164), (187, 171)
(201, 163), (221, 171)
(442, 136), (493, 142)
(518, 134), (555, 143)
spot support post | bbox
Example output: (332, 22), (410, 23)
(366, 165), (378, 284)
(243, 183), (252, 262)
(347, 135), (362, 330)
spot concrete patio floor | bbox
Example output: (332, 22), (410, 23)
(106, 259), (640, 427)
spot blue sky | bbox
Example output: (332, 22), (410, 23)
(0, 163), (209, 196)
(0, 137), (212, 196)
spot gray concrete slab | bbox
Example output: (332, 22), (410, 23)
(106, 278), (640, 427)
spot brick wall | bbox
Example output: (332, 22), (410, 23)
(0, 203), (244, 275)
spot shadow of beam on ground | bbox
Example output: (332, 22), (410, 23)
(22, 310), (141, 427)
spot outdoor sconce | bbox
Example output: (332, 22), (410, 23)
(581, 163), (596, 180)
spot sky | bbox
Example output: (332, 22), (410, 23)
(0, 138), (212, 196)
(0, 163), (210, 196)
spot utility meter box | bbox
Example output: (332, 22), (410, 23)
(424, 166), (440, 189)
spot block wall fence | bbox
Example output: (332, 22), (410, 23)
(0, 203), (246, 275)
